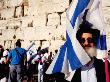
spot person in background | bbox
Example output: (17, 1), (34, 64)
(37, 47), (49, 82)
(0, 49), (10, 82)
(0, 45), (4, 60)
(5, 39), (26, 82)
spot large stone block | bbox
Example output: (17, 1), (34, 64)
(15, 6), (22, 17)
(48, 25), (66, 40)
(33, 14), (46, 27)
(49, 40), (65, 51)
(47, 13), (60, 26)
(0, 8), (14, 19)
(61, 12), (66, 25)
(2, 29), (16, 40)
(42, 41), (50, 49)
(21, 16), (33, 27)
(34, 41), (40, 48)
(15, 28), (24, 39)
(6, 19), (21, 29)
(23, 27), (36, 40)
(57, 25), (66, 39)
(0, 40), (4, 47)
(4, 40), (13, 49)
(52, 2), (69, 12)
(42, 0), (69, 13)
(28, 0), (39, 16)
(32, 0), (69, 14)
(102, 0), (110, 7)
(35, 27), (52, 40)
(9, 0), (23, 7)
(0, 2), (3, 9)
(21, 40), (35, 49)
(21, 40), (30, 49)
(0, 20), (8, 29)
(21, 40), (40, 49)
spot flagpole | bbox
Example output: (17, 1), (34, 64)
(104, 55), (110, 82)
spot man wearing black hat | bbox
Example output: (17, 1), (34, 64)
(69, 21), (110, 82)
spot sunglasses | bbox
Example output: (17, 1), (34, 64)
(80, 38), (94, 44)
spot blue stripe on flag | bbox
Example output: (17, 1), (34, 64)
(46, 0), (91, 75)
(70, 0), (90, 28)
(52, 44), (66, 73)
(97, 35), (107, 50)
(66, 32), (82, 70)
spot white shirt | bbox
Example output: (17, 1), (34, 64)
(3, 50), (9, 56)
(42, 53), (49, 62)
(81, 68), (97, 82)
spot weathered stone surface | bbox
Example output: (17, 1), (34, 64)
(28, 0), (44, 16)
(2, 29), (16, 40)
(0, 0), (110, 53)
(9, 0), (23, 7)
(0, 8), (14, 19)
(61, 12), (66, 25)
(57, 25), (66, 39)
(4, 40), (13, 49)
(42, 41), (50, 49)
(47, 13), (60, 26)
(34, 41), (40, 48)
(33, 14), (46, 27)
(35, 27), (52, 40)
(0, 40), (4, 46)
(102, 0), (110, 7)
(52, 0), (69, 12)
(23, 27), (36, 40)
(0, 20), (8, 29)
(50, 40), (65, 51)
(15, 28), (24, 39)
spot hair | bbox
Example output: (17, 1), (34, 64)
(55, 49), (58, 54)
(15, 39), (21, 47)
(76, 21), (100, 45)
(37, 46), (41, 52)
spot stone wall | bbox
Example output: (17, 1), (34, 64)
(0, 0), (110, 53)
(0, 0), (68, 53)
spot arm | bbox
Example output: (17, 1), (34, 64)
(5, 51), (12, 64)
(5, 57), (10, 64)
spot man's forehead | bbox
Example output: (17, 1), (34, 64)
(81, 33), (93, 37)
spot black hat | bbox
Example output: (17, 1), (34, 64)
(76, 21), (100, 45)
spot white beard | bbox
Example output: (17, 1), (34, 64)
(85, 47), (97, 58)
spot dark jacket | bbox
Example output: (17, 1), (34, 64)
(71, 58), (110, 82)
(54, 58), (110, 82)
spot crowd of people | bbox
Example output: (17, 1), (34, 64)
(0, 22), (110, 82)
(0, 40), (57, 82)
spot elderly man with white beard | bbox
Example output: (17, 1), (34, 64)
(47, 21), (110, 82)
(67, 21), (110, 82)
(48, 20), (110, 82)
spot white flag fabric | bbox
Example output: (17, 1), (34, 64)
(46, 0), (107, 81)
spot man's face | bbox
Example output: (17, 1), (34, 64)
(80, 33), (96, 57)
(81, 33), (94, 49)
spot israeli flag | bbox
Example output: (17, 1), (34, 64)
(97, 30), (107, 59)
(85, 0), (108, 59)
(46, 0), (91, 77)
(46, 0), (107, 81)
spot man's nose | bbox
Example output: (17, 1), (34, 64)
(84, 40), (89, 45)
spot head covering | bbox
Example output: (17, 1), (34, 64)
(76, 21), (100, 45)
(15, 39), (21, 47)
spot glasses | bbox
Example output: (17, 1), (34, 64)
(80, 38), (94, 44)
